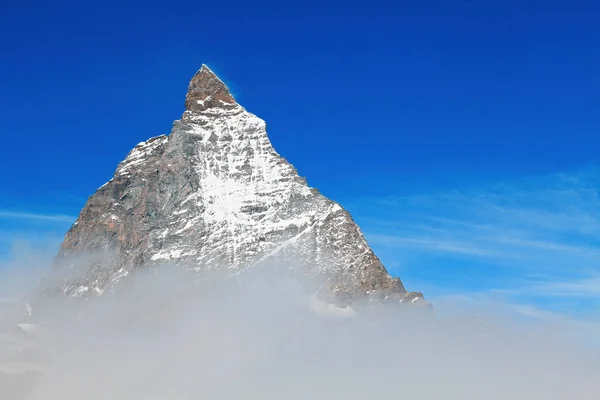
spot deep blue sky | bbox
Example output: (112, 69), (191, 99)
(1, 0), (600, 317)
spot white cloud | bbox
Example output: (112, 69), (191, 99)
(0, 210), (76, 223)
(526, 275), (600, 298)
(368, 234), (498, 256)
(348, 165), (600, 316)
(2, 261), (600, 399)
(510, 303), (564, 322)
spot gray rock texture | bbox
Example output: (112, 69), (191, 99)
(53, 65), (426, 305)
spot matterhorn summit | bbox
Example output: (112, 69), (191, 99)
(53, 65), (425, 305)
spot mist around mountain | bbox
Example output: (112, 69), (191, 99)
(1, 249), (600, 399)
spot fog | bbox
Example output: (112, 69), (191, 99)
(1, 252), (599, 399)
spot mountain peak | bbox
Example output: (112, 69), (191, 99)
(54, 63), (427, 310)
(184, 64), (237, 112)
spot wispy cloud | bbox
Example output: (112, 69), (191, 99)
(526, 275), (600, 298)
(368, 234), (499, 256)
(0, 210), (76, 223)
(510, 303), (565, 322)
(347, 165), (600, 316)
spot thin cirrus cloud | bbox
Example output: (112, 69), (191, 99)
(527, 275), (600, 298)
(365, 234), (499, 257)
(350, 165), (600, 316)
(0, 210), (76, 223)
(0, 210), (75, 259)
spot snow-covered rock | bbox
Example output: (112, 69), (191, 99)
(53, 65), (425, 305)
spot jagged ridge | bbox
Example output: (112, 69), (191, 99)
(54, 65), (426, 305)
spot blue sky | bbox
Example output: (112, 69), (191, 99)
(1, 0), (600, 320)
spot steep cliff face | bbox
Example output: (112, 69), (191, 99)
(54, 65), (425, 305)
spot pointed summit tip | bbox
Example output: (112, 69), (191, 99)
(198, 64), (213, 73)
(185, 64), (237, 112)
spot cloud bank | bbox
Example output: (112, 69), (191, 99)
(1, 250), (600, 399)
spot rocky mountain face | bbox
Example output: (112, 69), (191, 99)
(53, 65), (425, 306)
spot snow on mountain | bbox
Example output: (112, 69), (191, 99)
(53, 65), (426, 306)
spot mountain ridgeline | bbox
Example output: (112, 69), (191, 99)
(53, 65), (426, 307)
